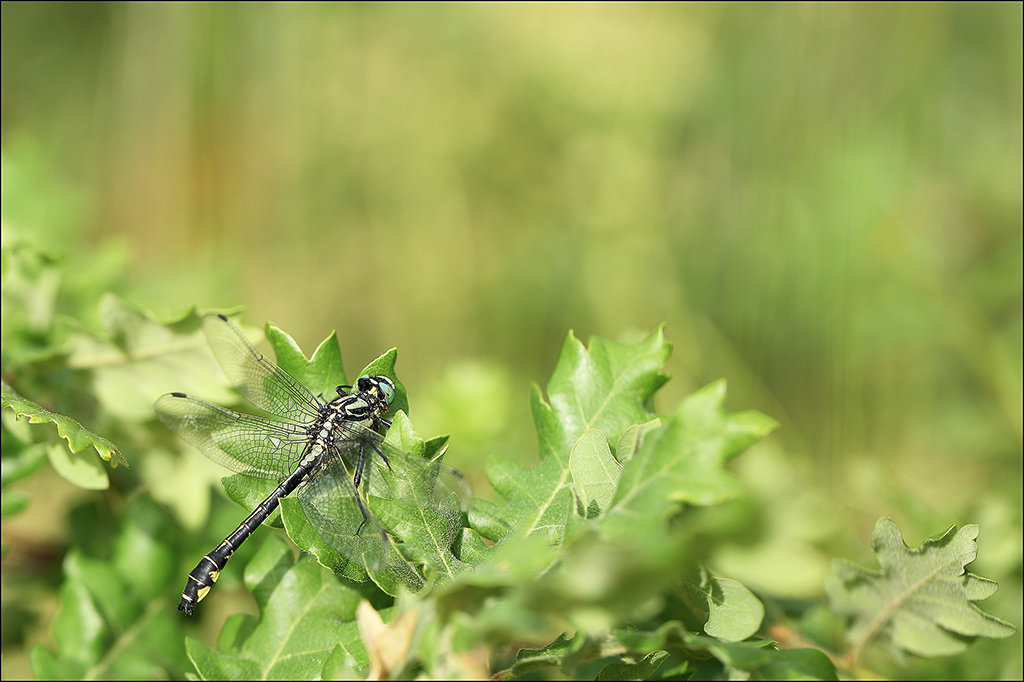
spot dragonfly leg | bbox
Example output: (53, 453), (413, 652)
(353, 439), (365, 487)
(353, 440), (370, 535)
(370, 440), (392, 471)
(354, 495), (370, 536)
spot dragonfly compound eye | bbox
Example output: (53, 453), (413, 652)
(377, 376), (396, 406)
(357, 375), (395, 406)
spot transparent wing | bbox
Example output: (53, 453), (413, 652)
(155, 392), (309, 479)
(297, 459), (397, 578)
(202, 314), (325, 424)
(368, 438), (471, 579)
(297, 421), (471, 582)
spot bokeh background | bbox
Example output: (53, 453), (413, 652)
(3, 3), (1021, 677)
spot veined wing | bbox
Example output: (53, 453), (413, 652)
(202, 314), (325, 424)
(365, 434), (472, 579)
(155, 392), (310, 479)
(297, 420), (471, 584)
(296, 462), (404, 584)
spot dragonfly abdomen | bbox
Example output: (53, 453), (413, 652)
(177, 456), (319, 614)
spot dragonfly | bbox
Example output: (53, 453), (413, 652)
(155, 314), (470, 615)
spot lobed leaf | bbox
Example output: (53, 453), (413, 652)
(264, 323), (348, 402)
(169, 322), (791, 680)
(2, 380), (123, 480)
(186, 534), (375, 680)
(535, 327), (671, 461)
(29, 499), (190, 680)
(826, 517), (1016, 661)
(265, 321), (410, 417)
(452, 328), (783, 676)
(69, 295), (237, 422)
(472, 328), (671, 543)
(177, 321), (465, 601)
(601, 380), (778, 536)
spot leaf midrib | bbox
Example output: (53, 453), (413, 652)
(850, 543), (970, 663)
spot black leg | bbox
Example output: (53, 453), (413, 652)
(353, 441), (370, 535)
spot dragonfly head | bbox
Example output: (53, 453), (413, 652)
(357, 375), (396, 408)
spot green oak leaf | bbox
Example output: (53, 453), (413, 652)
(281, 412), (467, 597)
(265, 322), (409, 418)
(535, 327), (671, 461)
(468, 453), (574, 544)
(469, 328), (671, 543)
(2, 380), (123, 475)
(187, 534), (376, 680)
(601, 380), (778, 536)
(569, 429), (621, 518)
(29, 499), (189, 680)
(70, 295), (236, 422)
(264, 323), (348, 402)
(684, 567), (765, 642)
(192, 322), (462, 596)
(827, 517), (1016, 661)
(596, 650), (670, 681)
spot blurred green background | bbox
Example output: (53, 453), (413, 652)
(2, 2), (1021, 677)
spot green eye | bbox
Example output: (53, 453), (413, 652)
(378, 376), (396, 405)
(357, 375), (395, 405)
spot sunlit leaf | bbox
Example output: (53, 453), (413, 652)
(602, 380), (778, 535)
(569, 429), (620, 518)
(1, 380), (123, 470)
(372, 415), (470, 579)
(29, 499), (190, 680)
(469, 453), (573, 544)
(68, 295), (241, 422)
(470, 328), (671, 543)
(536, 327), (671, 461)
(684, 567), (765, 642)
(265, 322), (409, 418)
(264, 322), (348, 402)
(827, 517), (1016, 660)
(186, 535), (374, 680)
(175, 321), (463, 601)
